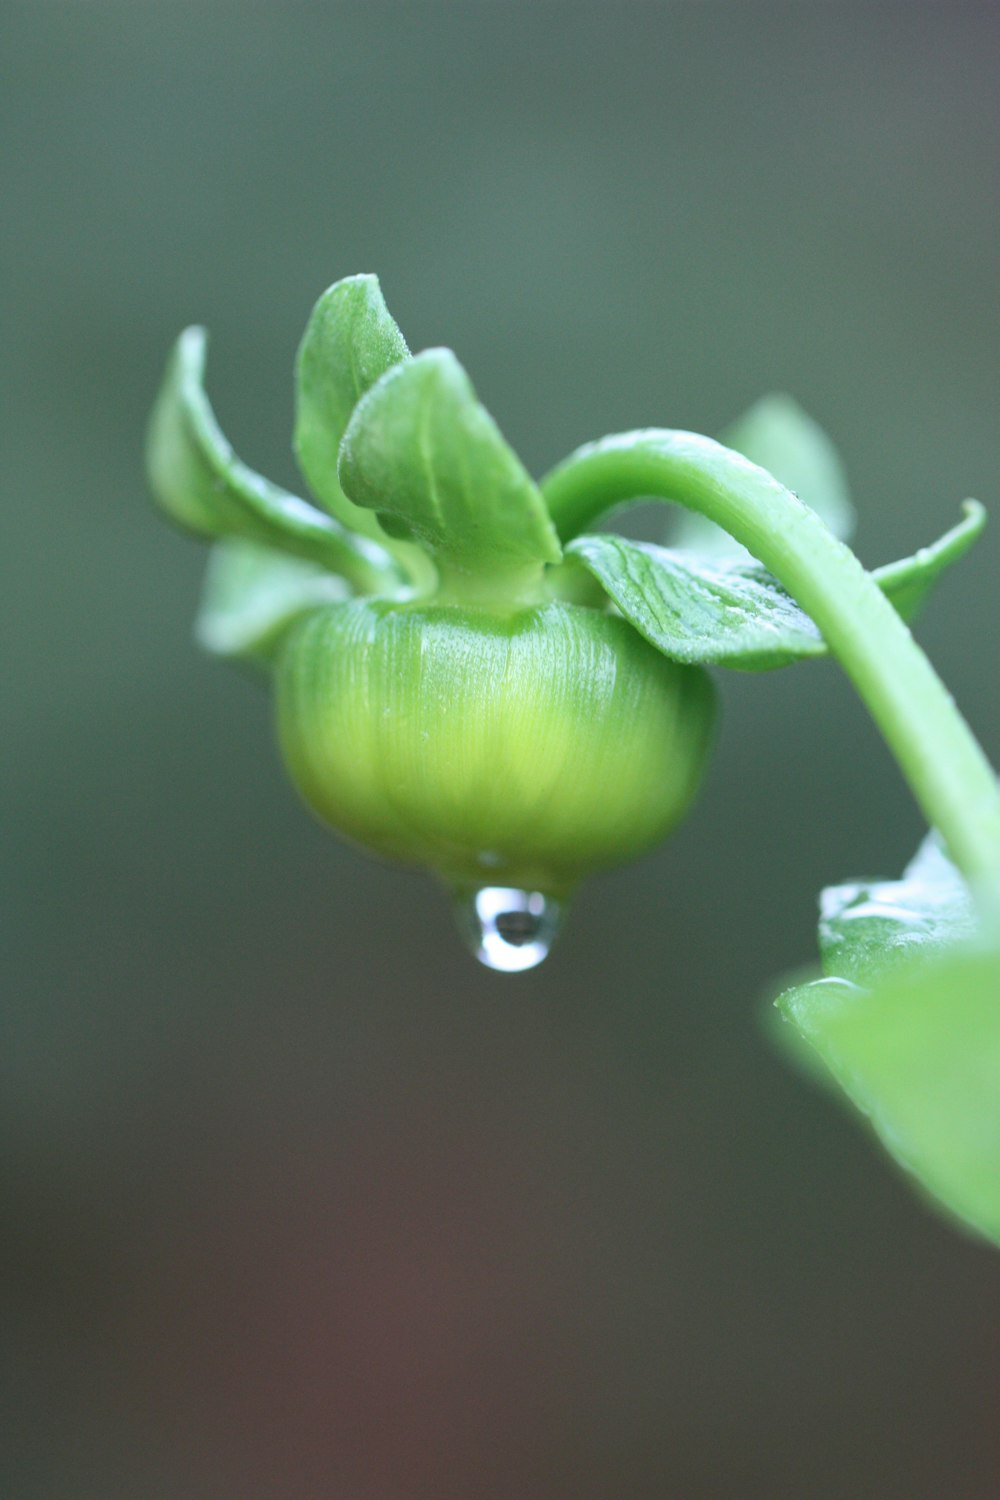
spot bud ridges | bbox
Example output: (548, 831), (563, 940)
(277, 597), (715, 898)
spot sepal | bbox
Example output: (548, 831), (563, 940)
(195, 539), (352, 667)
(147, 326), (399, 591)
(339, 349), (562, 604)
(294, 274), (410, 543)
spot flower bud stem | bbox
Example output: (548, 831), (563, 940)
(542, 430), (1000, 919)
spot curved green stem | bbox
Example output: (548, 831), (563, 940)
(542, 430), (1000, 916)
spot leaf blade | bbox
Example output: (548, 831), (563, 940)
(775, 827), (1000, 1244)
(568, 534), (823, 669)
(567, 502), (986, 671)
(815, 831), (977, 987)
(195, 539), (352, 667)
(778, 945), (1000, 1244)
(293, 273), (410, 542)
(338, 349), (562, 598)
(147, 326), (399, 589)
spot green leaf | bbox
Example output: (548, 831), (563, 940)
(567, 537), (822, 669)
(567, 501), (985, 671)
(814, 830), (977, 986)
(868, 501), (988, 617)
(147, 326), (398, 591)
(195, 539), (352, 667)
(293, 273), (410, 544)
(776, 828), (1000, 1243)
(672, 394), (854, 558)
(338, 349), (563, 603)
(778, 944), (1000, 1244)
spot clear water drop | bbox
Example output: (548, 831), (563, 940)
(454, 886), (564, 972)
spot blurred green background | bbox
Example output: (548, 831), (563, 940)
(5, 3), (1000, 1496)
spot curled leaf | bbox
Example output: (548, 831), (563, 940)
(147, 326), (398, 591)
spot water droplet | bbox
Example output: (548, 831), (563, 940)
(453, 886), (563, 972)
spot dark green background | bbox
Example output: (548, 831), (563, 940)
(5, 3), (1000, 1496)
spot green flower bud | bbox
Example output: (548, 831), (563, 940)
(146, 274), (724, 968)
(276, 595), (716, 961)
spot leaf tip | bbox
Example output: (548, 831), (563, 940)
(960, 497), (987, 532)
(412, 344), (473, 387)
(306, 270), (380, 312)
(171, 323), (208, 376)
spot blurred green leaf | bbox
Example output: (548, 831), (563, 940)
(868, 502), (987, 618)
(338, 349), (562, 600)
(147, 326), (396, 590)
(779, 945), (1000, 1244)
(195, 539), (352, 667)
(567, 502), (985, 671)
(777, 828), (1000, 1243)
(672, 393), (854, 558)
(814, 831), (977, 986)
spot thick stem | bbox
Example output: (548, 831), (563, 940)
(542, 430), (1000, 914)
